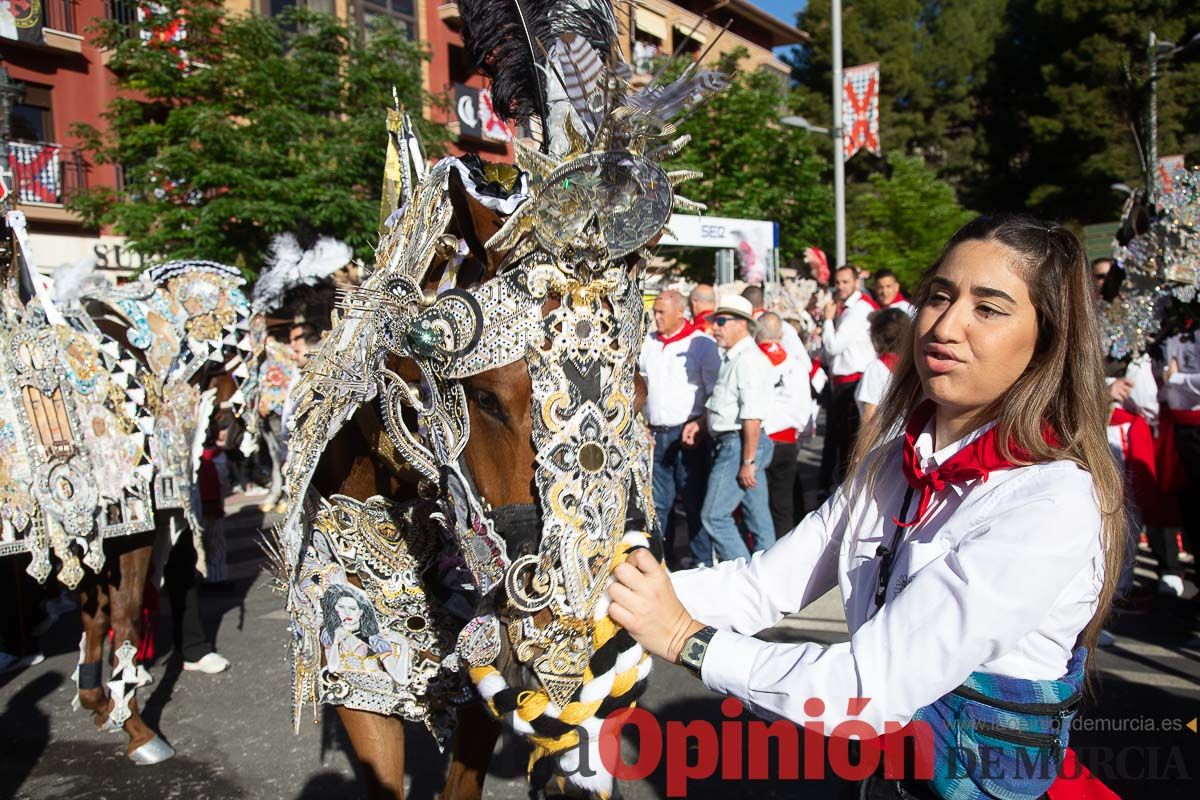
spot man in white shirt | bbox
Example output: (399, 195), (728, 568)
(756, 312), (813, 539)
(819, 264), (878, 493)
(741, 284), (806, 362)
(638, 290), (721, 568)
(872, 269), (915, 315)
(683, 295), (775, 564)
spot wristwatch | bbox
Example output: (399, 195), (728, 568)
(742, 458), (756, 466)
(677, 625), (718, 678)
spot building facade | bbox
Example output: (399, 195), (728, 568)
(1, 1), (802, 273)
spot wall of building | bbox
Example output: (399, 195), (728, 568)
(2, 0), (130, 272)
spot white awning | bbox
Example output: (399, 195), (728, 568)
(674, 22), (706, 46)
(634, 10), (668, 42)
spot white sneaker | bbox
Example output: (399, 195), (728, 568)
(0, 651), (45, 676)
(183, 652), (230, 674)
(1157, 575), (1185, 597)
(1097, 629), (1117, 647)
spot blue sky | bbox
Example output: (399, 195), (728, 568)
(755, 0), (805, 26)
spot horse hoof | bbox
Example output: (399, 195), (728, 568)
(128, 735), (175, 765)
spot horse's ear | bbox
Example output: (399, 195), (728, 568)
(447, 168), (508, 283)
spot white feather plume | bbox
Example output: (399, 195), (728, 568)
(51, 254), (101, 305)
(252, 233), (351, 313)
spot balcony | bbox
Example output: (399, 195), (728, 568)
(105, 0), (142, 40)
(438, 1), (462, 32)
(5, 141), (87, 222)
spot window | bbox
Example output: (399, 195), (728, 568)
(363, 0), (417, 40)
(448, 45), (473, 84)
(9, 85), (53, 143)
(632, 38), (661, 74)
(267, 1), (335, 16)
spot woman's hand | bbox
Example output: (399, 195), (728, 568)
(608, 548), (705, 663)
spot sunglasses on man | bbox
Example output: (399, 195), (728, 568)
(712, 316), (735, 326)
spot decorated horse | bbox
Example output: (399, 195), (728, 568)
(0, 201), (257, 764)
(276, 1), (726, 796)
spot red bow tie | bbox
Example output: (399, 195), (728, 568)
(897, 402), (1056, 527)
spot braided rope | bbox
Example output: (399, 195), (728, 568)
(469, 531), (655, 795)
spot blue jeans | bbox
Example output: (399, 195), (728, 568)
(651, 425), (712, 564)
(699, 431), (775, 565)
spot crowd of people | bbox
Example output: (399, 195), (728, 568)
(640, 260), (918, 570)
(639, 249), (1200, 653)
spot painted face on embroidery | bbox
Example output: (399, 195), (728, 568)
(335, 596), (362, 632)
(915, 239), (1039, 425)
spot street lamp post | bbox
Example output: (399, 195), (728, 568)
(1143, 30), (1200, 199)
(831, 0), (845, 269)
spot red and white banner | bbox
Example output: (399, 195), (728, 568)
(843, 62), (881, 159)
(7, 142), (62, 205)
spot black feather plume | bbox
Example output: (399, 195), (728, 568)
(458, 0), (547, 126)
(458, 0), (620, 129)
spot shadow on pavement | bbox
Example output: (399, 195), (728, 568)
(0, 671), (62, 799)
(295, 770), (366, 799)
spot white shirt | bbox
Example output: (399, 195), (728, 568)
(671, 420), (1104, 731)
(705, 335), (774, 433)
(779, 320), (807, 363)
(885, 297), (916, 316)
(638, 326), (721, 427)
(821, 290), (877, 377)
(1163, 334), (1200, 412)
(761, 347), (812, 437)
(855, 357), (894, 413)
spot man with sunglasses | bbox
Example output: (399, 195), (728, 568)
(683, 295), (776, 565)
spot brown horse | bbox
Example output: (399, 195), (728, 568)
(302, 180), (529, 796)
(72, 346), (245, 761)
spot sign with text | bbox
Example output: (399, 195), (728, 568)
(659, 214), (779, 284)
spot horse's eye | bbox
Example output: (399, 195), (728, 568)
(469, 388), (507, 423)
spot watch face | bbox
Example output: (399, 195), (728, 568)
(682, 637), (708, 666)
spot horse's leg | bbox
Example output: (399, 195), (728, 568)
(438, 702), (501, 800)
(336, 706), (408, 800)
(106, 541), (171, 760)
(75, 574), (113, 723)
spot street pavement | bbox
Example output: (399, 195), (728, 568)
(2, 440), (1199, 798)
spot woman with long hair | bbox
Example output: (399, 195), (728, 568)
(610, 215), (1124, 799)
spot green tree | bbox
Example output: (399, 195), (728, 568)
(667, 50), (834, 266)
(847, 154), (974, 287)
(973, 0), (1200, 223)
(69, 2), (445, 275)
(789, 0), (1005, 190)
